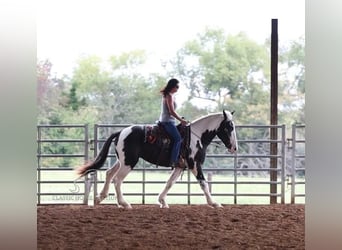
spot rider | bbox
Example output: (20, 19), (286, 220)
(159, 78), (188, 168)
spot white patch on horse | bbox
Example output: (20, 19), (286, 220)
(230, 121), (238, 152)
(189, 113), (224, 158)
(192, 113), (224, 131)
(116, 127), (133, 161)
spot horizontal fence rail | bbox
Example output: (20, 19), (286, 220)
(37, 123), (305, 205)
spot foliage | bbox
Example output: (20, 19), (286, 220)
(278, 36), (305, 129)
(38, 126), (87, 168)
(167, 29), (271, 128)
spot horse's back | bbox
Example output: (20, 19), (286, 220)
(117, 124), (189, 168)
(118, 125), (145, 144)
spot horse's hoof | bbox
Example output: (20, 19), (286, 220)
(120, 206), (132, 209)
(117, 203), (132, 209)
(159, 204), (169, 209)
(212, 203), (223, 208)
(95, 196), (102, 205)
(158, 198), (169, 208)
(95, 193), (108, 205)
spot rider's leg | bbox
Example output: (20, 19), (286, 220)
(162, 122), (182, 167)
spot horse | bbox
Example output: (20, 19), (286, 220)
(77, 110), (238, 208)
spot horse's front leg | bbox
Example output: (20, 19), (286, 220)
(191, 163), (222, 208)
(158, 167), (183, 208)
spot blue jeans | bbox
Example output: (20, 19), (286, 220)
(161, 121), (182, 164)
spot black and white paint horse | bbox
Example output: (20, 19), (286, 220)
(77, 110), (238, 208)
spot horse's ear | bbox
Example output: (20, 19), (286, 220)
(223, 110), (227, 120)
(231, 110), (235, 115)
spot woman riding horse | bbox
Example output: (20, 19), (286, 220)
(77, 110), (237, 209)
(159, 78), (188, 168)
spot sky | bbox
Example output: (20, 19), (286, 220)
(37, 0), (305, 77)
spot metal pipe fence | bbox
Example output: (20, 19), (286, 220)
(37, 124), (89, 205)
(37, 123), (305, 205)
(290, 124), (306, 203)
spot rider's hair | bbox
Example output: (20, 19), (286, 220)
(160, 78), (179, 97)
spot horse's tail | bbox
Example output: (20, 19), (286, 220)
(76, 132), (120, 177)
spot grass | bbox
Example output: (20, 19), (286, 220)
(37, 169), (305, 205)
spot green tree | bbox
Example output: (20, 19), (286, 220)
(37, 59), (62, 123)
(168, 28), (270, 125)
(70, 51), (166, 124)
(38, 32), (304, 129)
(280, 36), (305, 93)
(278, 36), (305, 126)
(61, 83), (86, 111)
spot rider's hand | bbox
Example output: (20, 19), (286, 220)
(180, 118), (188, 126)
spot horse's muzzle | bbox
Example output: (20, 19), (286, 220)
(228, 147), (237, 153)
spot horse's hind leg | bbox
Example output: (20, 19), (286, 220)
(96, 160), (120, 204)
(158, 167), (183, 208)
(113, 165), (132, 209)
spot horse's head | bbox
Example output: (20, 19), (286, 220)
(216, 110), (238, 153)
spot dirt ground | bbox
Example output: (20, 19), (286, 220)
(37, 204), (304, 250)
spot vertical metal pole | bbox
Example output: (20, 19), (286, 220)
(291, 124), (296, 204)
(37, 126), (41, 205)
(187, 168), (191, 205)
(84, 124), (97, 205)
(84, 124), (89, 163)
(142, 161), (146, 204)
(234, 154), (238, 204)
(93, 124), (98, 205)
(83, 124), (89, 205)
(281, 124), (286, 204)
(207, 172), (212, 193)
(270, 19), (278, 204)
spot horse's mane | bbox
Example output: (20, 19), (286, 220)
(189, 112), (231, 134)
(191, 111), (233, 124)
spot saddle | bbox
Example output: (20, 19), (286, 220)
(144, 122), (191, 159)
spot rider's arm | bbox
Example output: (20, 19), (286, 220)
(165, 95), (187, 125)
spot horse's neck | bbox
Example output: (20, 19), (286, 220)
(191, 114), (221, 145)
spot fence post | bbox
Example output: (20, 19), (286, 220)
(281, 124), (286, 204)
(270, 19), (278, 204)
(234, 154), (238, 204)
(83, 124), (89, 205)
(291, 124), (296, 204)
(84, 124), (96, 205)
(207, 172), (212, 193)
(187, 168), (191, 205)
(93, 124), (99, 206)
(37, 126), (42, 205)
(142, 160), (146, 205)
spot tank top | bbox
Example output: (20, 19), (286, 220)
(159, 95), (177, 123)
